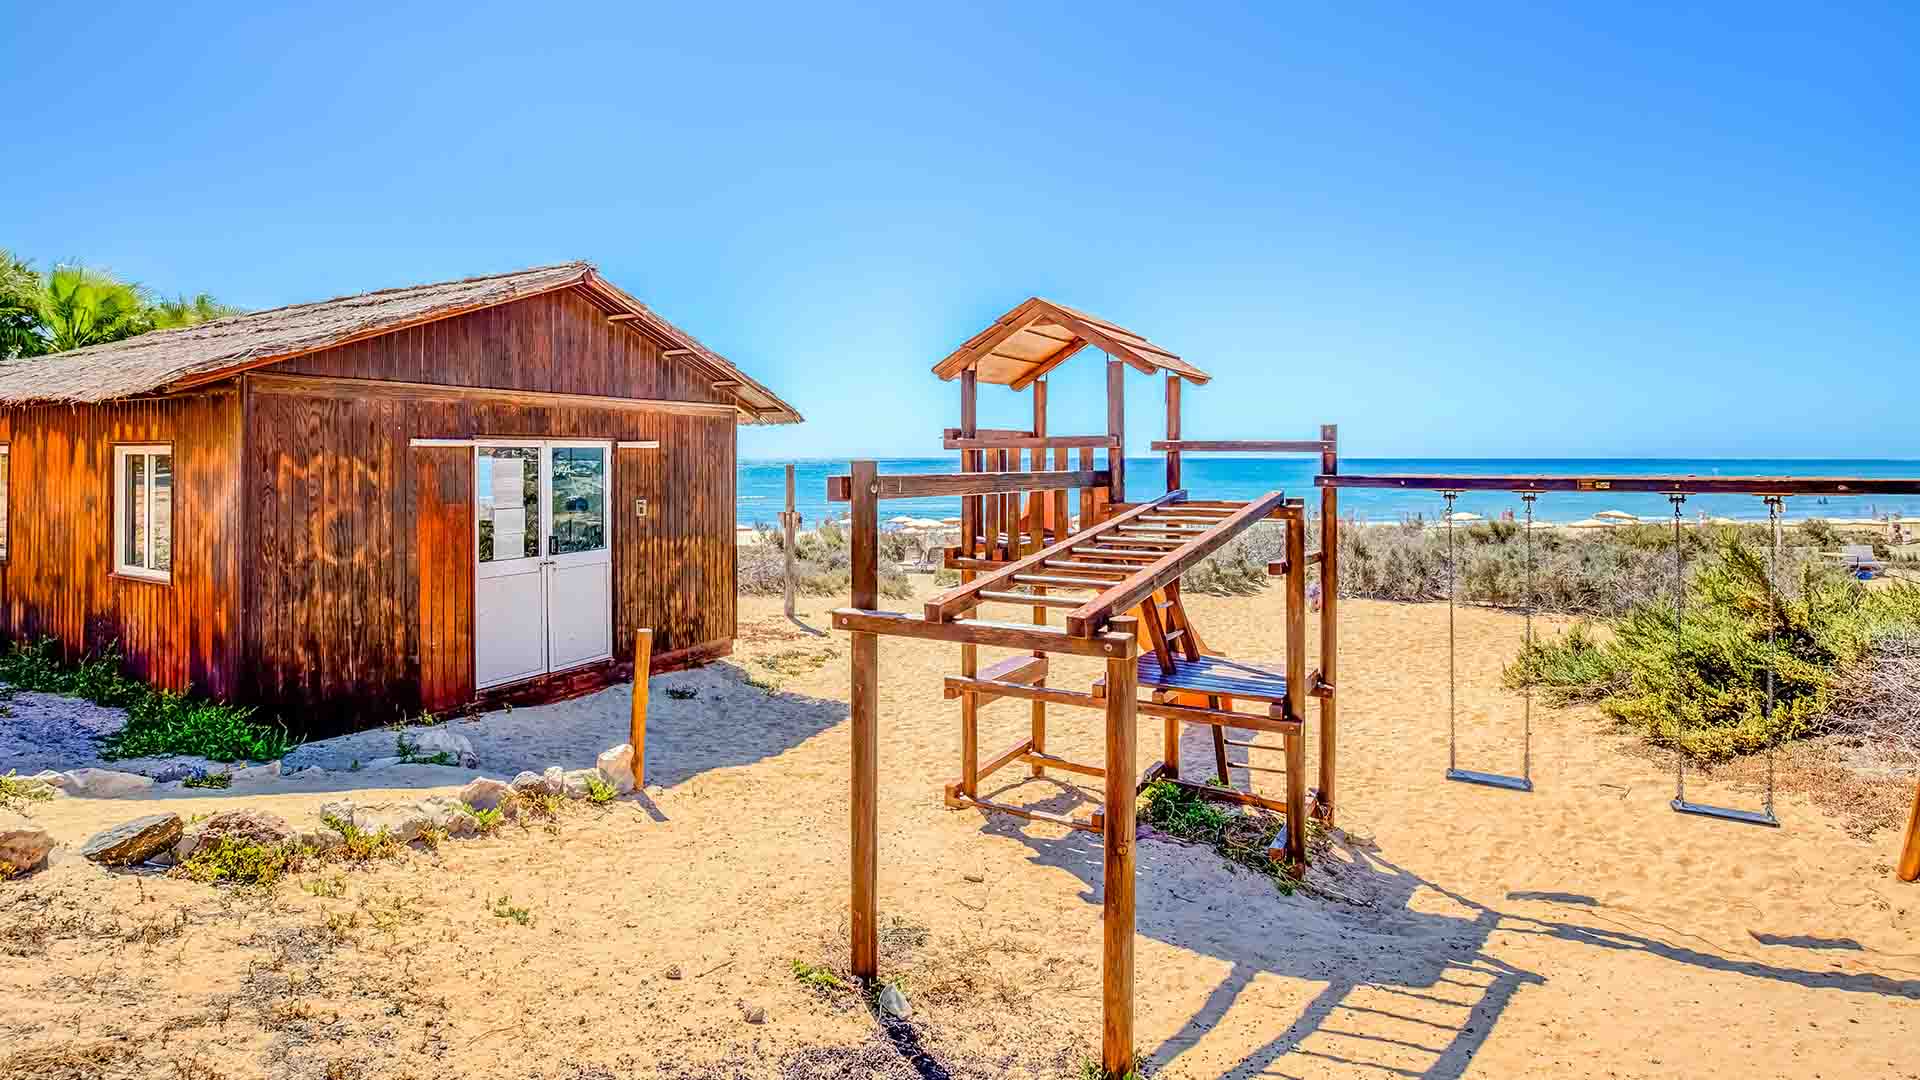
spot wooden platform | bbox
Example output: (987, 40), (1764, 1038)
(1136, 654), (1290, 705)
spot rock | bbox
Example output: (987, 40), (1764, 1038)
(460, 776), (514, 812)
(878, 983), (912, 1019)
(0, 810), (55, 876)
(61, 768), (155, 799)
(228, 761), (282, 783)
(356, 803), (434, 843)
(509, 770), (549, 795)
(82, 814), (183, 866)
(360, 756), (407, 771)
(410, 729), (478, 768)
(741, 1002), (767, 1025)
(145, 850), (175, 868)
(292, 822), (344, 853)
(28, 770), (67, 794)
(596, 744), (636, 794)
(173, 809), (296, 861)
(318, 799), (360, 831)
(414, 795), (477, 838)
(665, 964), (683, 980)
(542, 766), (566, 793)
(559, 768), (604, 800)
(285, 766), (327, 780)
(145, 762), (204, 784)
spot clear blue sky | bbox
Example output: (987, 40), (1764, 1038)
(4, 2), (1913, 460)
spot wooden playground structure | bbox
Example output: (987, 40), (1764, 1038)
(825, 298), (1920, 1077)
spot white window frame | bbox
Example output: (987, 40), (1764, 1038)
(113, 444), (173, 583)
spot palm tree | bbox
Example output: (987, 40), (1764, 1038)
(0, 250), (45, 359)
(149, 292), (240, 329)
(39, 264), (151, 351)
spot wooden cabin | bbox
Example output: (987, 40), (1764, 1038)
(0, 263), (800, 729)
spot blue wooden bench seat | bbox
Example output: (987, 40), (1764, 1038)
(1135, 654), (1289, 704)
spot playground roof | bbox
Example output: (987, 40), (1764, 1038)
(931, 297), (1210, 388)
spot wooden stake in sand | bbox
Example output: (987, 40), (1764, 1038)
(1900, 782), (1920, 883)
(631, 628), (652, 785)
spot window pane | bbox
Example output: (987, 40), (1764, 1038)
(124, 453), (147, 569)
(151, 453), (172, 572)
(549, 447), (606, 555)
(476, 447), (539, 563)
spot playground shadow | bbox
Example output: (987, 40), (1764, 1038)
(970, 778), (1920, 1079)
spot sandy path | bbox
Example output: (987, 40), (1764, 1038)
(3, 586), (1916, 1080)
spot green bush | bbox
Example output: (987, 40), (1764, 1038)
(0, 637), (293, 762)
(1138, 779), (1300, 891)
(1508, 534), (1920, 759)
(178, 837), (292, 887)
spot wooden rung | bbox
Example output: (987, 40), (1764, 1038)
(1138, 515), (1234, 526)
(1018, 751), (1104, 778)
(1159, 775), (1293, 815)
(978, 653), (1048, 683)
(978, 590), (1079, 608)
(1224, 738), (1281, 751)
(1163, 628), (1186, 643)
(1012, 573), (1110, 589)
(979, 738), (1037, 780)
(1044, 559), (1139, 574)
(943, 787), (1102, 834)
(1074, 547), (1161, 560)
(1117, 524), (1210, 535)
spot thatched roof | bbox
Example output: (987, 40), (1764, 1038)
(0, 262), (802, 423)
(931, 297), (1210, 389)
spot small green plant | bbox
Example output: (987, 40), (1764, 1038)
(1139, 780), (1298, 893)
(490, 894), (533, 926)
(416, 825), (449, 852)
(0, 638), (296, 762)
(181, 772), (232, 790)
(301, 873), (348, 898)
(178, 838), (292, 887)
(0, 770), (55, 812)
(1078, 1051), (1150, 1080)
(393, 732), (456, 767)
(583, 774), (617, 805)
(791, 960), (849, 993)
(323, 815), (402, 864)
(459, 802), (506, 835)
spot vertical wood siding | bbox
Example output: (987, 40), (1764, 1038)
(414, 446), (475, 713)
(0, 391), (243, 696)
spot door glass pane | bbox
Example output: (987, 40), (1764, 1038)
(549, 447), (606, 555)
(151, 453), (173, 572)
(476, 447), (539, 563)
(124, 453), (147, 568)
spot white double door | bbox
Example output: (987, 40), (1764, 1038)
(474, 440), (613, 689)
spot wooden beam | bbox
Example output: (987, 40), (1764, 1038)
(1284, 515), (1308, 870)
(944, 788), (1102, 833)
(630, 629), (652, 785)
(1066, 491), (1290, 636)
(1151, 439), (1334, 454)
(1164, 375), (1182, 493)
(832, 608), (1138, 659)
(944, 675), (1303, 735)
(1318, 423), (1339, 825)
(827, 468), (1111, 502)
(849, 461), (879, 981)
(1102, 625), (1139, 1078)
(1319, 473), (1920, 496)
(1899, 781), (1920, 883)
(248, 372), (738, 418)
(943, 434), (1118, 450)
(1107, 359), (1127, 505)
(924, 492), (1188, 622)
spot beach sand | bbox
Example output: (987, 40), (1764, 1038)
(4, 584), (1917, 1079)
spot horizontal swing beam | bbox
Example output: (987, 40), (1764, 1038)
(1318, 474), (1920, 496)
(943, 432), (1119, 450)
(827, 468), (1112, 501)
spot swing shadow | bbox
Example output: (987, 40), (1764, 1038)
(969, 777), (1920, 1079)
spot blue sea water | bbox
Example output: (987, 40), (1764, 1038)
(738, 457), (1920, 530)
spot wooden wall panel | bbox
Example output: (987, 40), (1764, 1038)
(0, 391), (243, 698)
(243, 377), (737, 725)
(275, 288), (733, 407)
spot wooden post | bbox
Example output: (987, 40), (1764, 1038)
(1899, 781), (1920, 883)
(849, 460), (880, 980)
(782, 464), (799, 621)
(630, 628), (652, 785)
(1164, 375), (1182, 493)
(1318, 423), (1338, 824)
(961, 643), (980, 798)
(1102, 615), (1139, 1078)
(1284, 511), (1309, 869)
(1030, 379), (1049, 778)
(960, 369), (979, 558)
(1107, 359), (1127, 506)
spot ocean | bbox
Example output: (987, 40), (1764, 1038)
(737, 457), (1920, 530)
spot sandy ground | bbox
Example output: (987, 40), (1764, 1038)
(3, 584), (1918, 1080)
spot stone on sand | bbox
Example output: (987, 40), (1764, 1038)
(596, 744), (635, 794)
(0, 810), (55, 875)
(174, 809), (296, 861)
(460, 776), (514, 811)
(82, 814), (183, 866)
(61, 768), (155, 799)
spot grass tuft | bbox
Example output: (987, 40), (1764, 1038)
(178, 837), (294, 887)
(1139, 779), (1307, 893)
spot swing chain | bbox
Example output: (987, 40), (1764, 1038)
(1763, 494), (1785, 819)
(1669, 491), (1687, 804)
(1443, 490), (1459, 773)
(1521, 491), (1537, 783)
